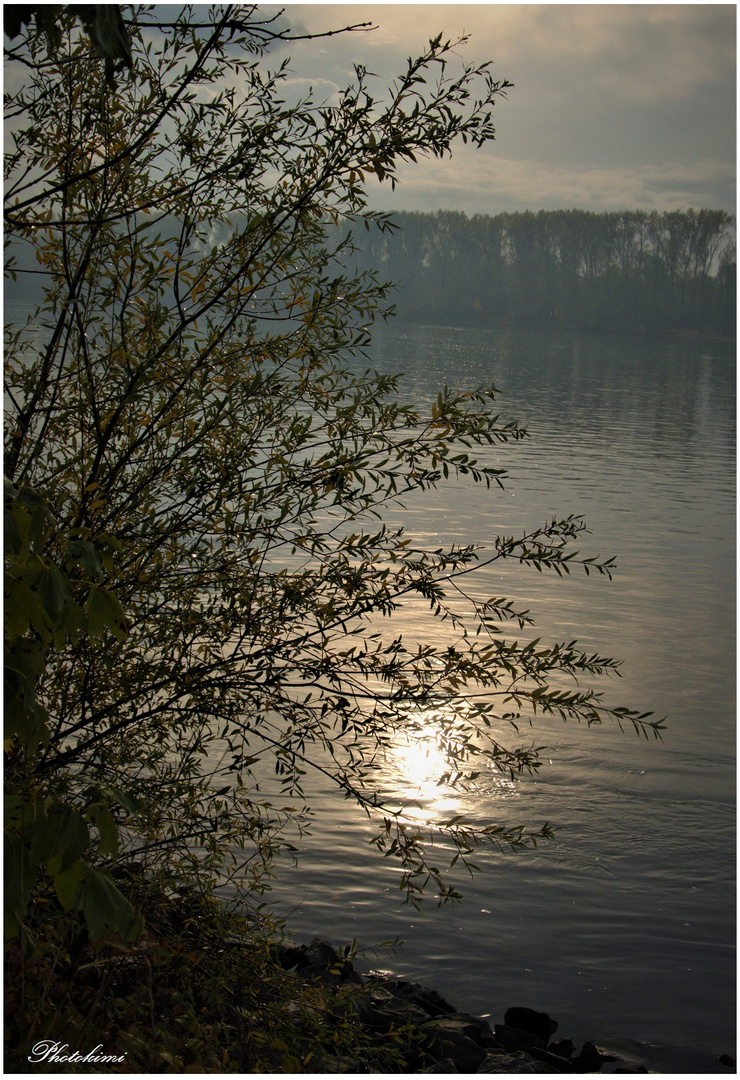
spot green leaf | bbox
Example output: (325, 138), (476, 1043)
(65, 538), (104, 580)
(4, 637), (46, 682)
(104, 786), (142, 816)
(86, 804), (119, 860)
(86, 586), (128, 641)
(4, 832), (33, 924)
(81, 865), (142, 943)
(32, 562), (73, 624)
(3, 796), (26, 829)
(4, 639), (51, 748)
(4, 503), (27, 557)
(27, 804), (89, 872)
(54, 859), (87, 911)
(5, 574), (53, 643)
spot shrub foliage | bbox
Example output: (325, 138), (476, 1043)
(5, 3), (662, 995)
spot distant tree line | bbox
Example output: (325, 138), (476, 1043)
(340, 208), (736, 335)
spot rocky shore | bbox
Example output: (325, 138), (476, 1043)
(277, 937), (736, 1074)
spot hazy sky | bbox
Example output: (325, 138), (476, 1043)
(266, 3), (736, 216)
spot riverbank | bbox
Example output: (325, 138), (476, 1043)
(275, 935), (631, 1073)
(275, 935), (737, 1075)
(7, 880), (735, 1073)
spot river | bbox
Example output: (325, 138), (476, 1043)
(252, 323), (736, 1071)
(8, 296), (734, 1068)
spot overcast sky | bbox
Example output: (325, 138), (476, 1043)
(266, 3), (736, 216)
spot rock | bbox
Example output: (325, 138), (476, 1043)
(549, 1039), (577, 1060)
(444, 1011), (497, 1044)
(365, 995), (432, 1033)
(422, 1057), (459, 1072)
(292, 937), (357, 985)
(571, 1041), (606, 1072)
(505, 1006), (559, 1044)
(478, 1049), (558, 1073)
(589, 1037), (648, 1068)
(527, 1046), (576, 1072)
(495, 1023), (548, 1054)
(268, 937), (715, 1075)
(369, 976), (457, 1018)
(423, 1017), (489, 1072)
(296, 936), (340, 970)
(275, 941), (305, 970)
(425, 1014), (489, 1045)
(367, 984), (394, 1007)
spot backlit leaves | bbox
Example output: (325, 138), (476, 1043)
(3, 5), (660, 945)
(85, 586), (129, 641)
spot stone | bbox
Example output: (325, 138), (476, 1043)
(421, 1057), (459, 1073)
(370, 976), (457, 1018)
(477, 1050), (557, 1073)
(425, 1015), (487, 1043)
(571, 1042), (606, 1072)
(495, 1024), (548, 1054)
(267, 937), (707, 1076)
(505, 1007), (559, 1045)
(548, 1039), (577, 1060)
(293, 937), (355, 985)
(297, 936), (340, 969)
(367, 985), (395, 1007)
(275, 941), (305, 970)
(443, 1011), (497, 1043)
(423, 1017), (489, 1072)
(366, 996), (432, 1033)
(589, 1037), (649, 1069)
(527, 1046), (576, 1072)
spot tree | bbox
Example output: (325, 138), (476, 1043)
(4, 3), (662, 955)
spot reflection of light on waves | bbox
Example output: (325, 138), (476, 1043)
(392, 732), (457, 824)
(389, 711), (519, 827)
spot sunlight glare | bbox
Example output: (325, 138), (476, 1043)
(388, 712), (462, 824)
(386, 709), (521, 826)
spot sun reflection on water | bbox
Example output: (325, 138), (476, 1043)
(386, 710), (520, 826)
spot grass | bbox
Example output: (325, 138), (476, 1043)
(5, 879), (425, 1073)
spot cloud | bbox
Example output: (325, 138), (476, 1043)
(368, 150), (736, 215)
(484, 4), (735, 100)
(281, 75), (343, 100)
(259, 4), (736, 214)
(284, 4), (734, 101)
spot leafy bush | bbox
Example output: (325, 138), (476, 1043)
(4, 7), (662, 1054)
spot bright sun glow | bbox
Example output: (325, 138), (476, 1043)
(387, 713), (463, 824)
(394, 735), (449, 788)
(386, 710), (521, 826)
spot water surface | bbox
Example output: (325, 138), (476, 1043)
(256, 325), (735, 1069)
